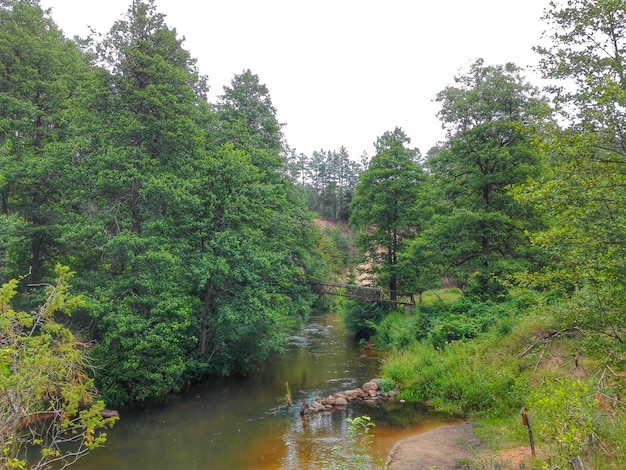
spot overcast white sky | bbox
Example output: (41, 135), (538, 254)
(40, 0), (550, 159)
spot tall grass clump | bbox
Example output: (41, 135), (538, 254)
(382, 340), (528, 416)
(371, 312), (426, 349)
(420, 287), (463, 305)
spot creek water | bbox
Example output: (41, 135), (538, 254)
(73, 312), (455, 469)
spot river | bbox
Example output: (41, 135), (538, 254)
(73, 312), (454, 469)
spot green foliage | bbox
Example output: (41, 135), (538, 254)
(518, 0), (626, 376)
(374, 294), (522, 351)
(331, 415), (388, 470)
(15, 0), (320, 405)
(315, 226), (345, 279)
(420, 288), (463, 305)
(422, 59), (549, 296)
(216, 68), (283, 160)
(323, 224), (356, 267)
(0, 0), (95, 283)
(593, 415), (626, 468)
(371, 312), (424, 350)
(383, 340), (527, 416)
(303, 147), (362, 221)
(344, 300), (392, 338)
(429, 315), (485, 350)
(377, 378), (395, 393)
(0, 266), (116, 469)
(350, 127), (429, 294)
(530, 379), (598, 466)
(466, 271), (509, 302)
(377, 292), (535, 415)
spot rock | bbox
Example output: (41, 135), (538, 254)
(344, 388), (365, 400)
(309, 401), (326, 413)
(295, 378), (400, 415)
(362, 381), (379, 392)
(335, 397), (348, 406)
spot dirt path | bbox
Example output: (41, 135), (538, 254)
(386, 422), (537, 469)
(386, 422), (482, 469)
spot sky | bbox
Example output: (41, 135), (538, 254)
(39, 0), (550, 159)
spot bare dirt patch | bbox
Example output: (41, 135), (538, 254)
(386, 422), (481, 469)
(386, 423), (537, 470)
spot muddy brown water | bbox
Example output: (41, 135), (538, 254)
(72, 313), (455, 469)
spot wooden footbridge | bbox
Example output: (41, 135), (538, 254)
(309, 280), (420, 309)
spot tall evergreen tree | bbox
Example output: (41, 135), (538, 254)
(74, 0), (210, 405)
(215, 69), (283, 173)
(0, 0), (92, 283)
(427, 59), (549, 296)
(350, 127), (427, 298)
(192, 69), (320, 375)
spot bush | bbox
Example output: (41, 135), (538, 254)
(378, 377), (396, 393)
(530, 379), (598, 466)
(344, 300), (391, 338)
(467, 271), (509, 302)
(373, 312), (423, 349)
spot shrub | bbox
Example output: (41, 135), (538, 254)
(331, 416), (387, 470)
(429, 315), (484, 349)
(530, 378), (598, 466)
(378, 378), (395, 393)
(373, 312), (422, 349)
(344, 300), (391, 338)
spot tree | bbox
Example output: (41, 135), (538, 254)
(215, 69), (284, 173)
(426, 59), (549, 296)
(534, 0), (626, 140)
(349, 127), (427, 298)
(71, 0), (210, 405)
(0, 265), (117, 469)
(0, 0), (93, 283)
(180, 136), (320, 376)
(518, 0), (626, 349)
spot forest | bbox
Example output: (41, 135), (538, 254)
(1, 0), (626, 468)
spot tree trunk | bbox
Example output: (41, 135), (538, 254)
(130, 177), (141, 235)
(30, 235), (44, 284)
(199, 280), (215, 355)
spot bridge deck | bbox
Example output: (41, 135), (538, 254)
(309, 280), (417, 307)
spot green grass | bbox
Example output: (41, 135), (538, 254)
(420, 287), (463, 305)
(379, 293), (626, 468)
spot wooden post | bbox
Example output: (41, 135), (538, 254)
(569, 456), (585, 470)
(520, 407), (536, 457)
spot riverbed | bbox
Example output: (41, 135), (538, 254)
(73, 312), (455, 469)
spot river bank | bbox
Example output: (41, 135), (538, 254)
(386, 423), (480, 469)
(386, 422), (534, 469)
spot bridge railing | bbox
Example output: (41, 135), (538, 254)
(309, 280), (419, 308)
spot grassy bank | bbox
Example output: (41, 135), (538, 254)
(372, 289), (626, 469)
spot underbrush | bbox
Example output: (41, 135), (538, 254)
(373, 289), (626, 468)
(383, 340), (528, 416)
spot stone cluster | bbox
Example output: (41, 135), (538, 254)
(301, 379), (399, 415)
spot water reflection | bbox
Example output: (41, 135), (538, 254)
(72, 313), (453, 470)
